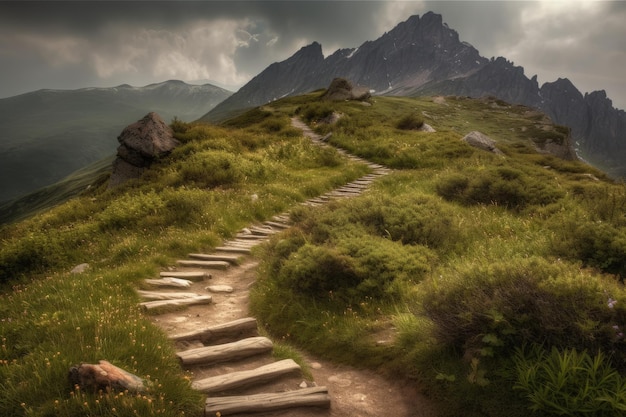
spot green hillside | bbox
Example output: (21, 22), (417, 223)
(1, 93), (625, 417)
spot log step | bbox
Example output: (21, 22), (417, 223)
(140, 295), (212, 311)
(137, 290), (202, 300)
(248, 226), (277, 236)
(214, 246), (252, 255)
(263, 220), (290, 229)
(204, 386), (330, 415)
(176, 260), (231, 270)
(192, 359), (301, 393)
(188, 253), (241, 264)
(159, 271), (211, 281)
(235, 233), (270, 240)
(144, 277), (192, 288)
(177, 336), (273, 366)
(170, 317), (258, 344)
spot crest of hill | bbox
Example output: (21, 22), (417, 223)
(202, 11), (625, 180)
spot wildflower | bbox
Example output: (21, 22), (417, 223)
(608, 298), (617, 308)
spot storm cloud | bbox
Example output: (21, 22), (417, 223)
(1, 1), (624, 109)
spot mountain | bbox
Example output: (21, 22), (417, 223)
(202, 11), (626, 177)
(0, 80), (231, 204)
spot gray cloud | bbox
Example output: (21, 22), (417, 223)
(0, 1), (624, 109)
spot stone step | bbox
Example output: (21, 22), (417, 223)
(192, 359), (301, 394)
(176, 260), (231, 270)
(177, 336), (273, 366)
(204, 386), (331, 415)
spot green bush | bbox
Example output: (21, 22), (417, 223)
(396, 113), (425, 130)
(419, 257), (626, 361)
(514, 345), (626, 416)
(436, 167), (564, 210)
(548, 214), (626, 278)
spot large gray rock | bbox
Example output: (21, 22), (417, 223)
(322, 78), (370, 101)
(109, 112), (179, 188)
(461, 131), (503, 155)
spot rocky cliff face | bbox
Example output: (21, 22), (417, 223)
(202, 12), (625, 177)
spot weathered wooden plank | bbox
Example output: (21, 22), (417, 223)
(214, 246), (252, 255)
(159, 271), (211, 281)
(192, 359), (301, 393)
(235, 233), (269, 240)
(248, 226), (277, 236)
(170, 317), (258, 344)
(140, 295), (212, 311)
(188, 253), (241, 264)
(137, 290), (202, 300)
(263, 220), (290, 229)
(144, 277), (192, 288)
(176, 336), (272, 366)
(204, 386), (330, 415)
(176, 260), (231, 270)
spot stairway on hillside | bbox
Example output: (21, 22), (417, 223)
(138, 118), (390, 416)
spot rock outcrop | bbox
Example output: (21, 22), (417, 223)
(321, 78), (370, 101)
(461, 131), (503, 155)
(109, 112), (179, 188)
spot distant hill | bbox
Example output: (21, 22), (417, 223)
(203, 12), (626, 178)
(0, 80), (232, 204)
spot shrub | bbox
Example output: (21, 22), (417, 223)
(548, 214), (626, 278)
(514, 345), (626, 416)
(396, 113), (425, 130)
(436, 167), (564, 210)
(178, 151), (244, 188)
(299, 102), (335, 123)
(419, 257), (626, 361)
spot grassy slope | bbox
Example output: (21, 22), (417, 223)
(250, 95), (626, 416)
(0, 99), (368, 417)
(1, 93), (625, 417)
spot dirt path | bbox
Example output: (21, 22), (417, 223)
(141, 118), (438, 417)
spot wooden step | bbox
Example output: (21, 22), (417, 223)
(192, 359), (301, 393)
(263, 220), (290, 229)
(248, 226), (277, 236)
(137, 290), (203, 300)
(204, 386), (330, 415)
(140, 295), (212, 311)
(159, 271), (211, 281)
(188, 253), (241, 264)
(176, 260), (230, 270)
(177, 336), (273, 366)
(170, 317), (258, 344)
(214, 246), (252, 255)
(144, 277), (192, 288)
(235, 233), (270, 240)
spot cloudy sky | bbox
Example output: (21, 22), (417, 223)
(1, 0), (625, 109)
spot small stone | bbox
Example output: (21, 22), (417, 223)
(299, 381), (308, 388)
(206, 285), (234, 293)
(310, 362), (322, 369)
(70, 263), (89, 274)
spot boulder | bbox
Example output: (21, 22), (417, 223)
(461, 131), (503, 155)
(322, 78), (371, 101)
(109, 112), (179, 188)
